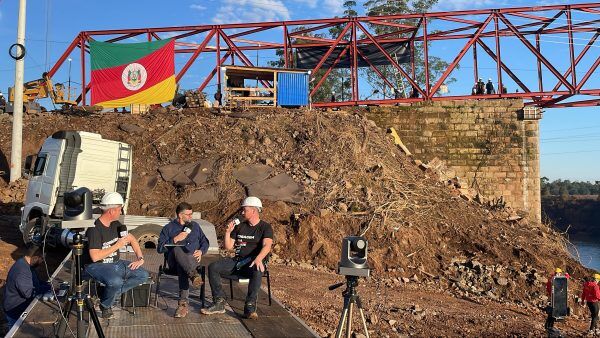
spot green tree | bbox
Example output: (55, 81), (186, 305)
(362, 0), (454, 98)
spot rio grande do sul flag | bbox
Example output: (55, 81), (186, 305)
(90, 39), (175, 108)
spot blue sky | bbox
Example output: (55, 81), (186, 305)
(0, 0), (598, 182)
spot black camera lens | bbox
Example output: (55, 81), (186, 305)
(64, 192), (83, 207)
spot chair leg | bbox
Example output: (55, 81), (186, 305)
(131, 288), (136, 315)
(266, 270), (272, 306)
(229, 279), (234, 301)
(155, 270), (162, 307)
(200, 266), (206, 308)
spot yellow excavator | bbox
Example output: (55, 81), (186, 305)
(6, 73), (77, 113)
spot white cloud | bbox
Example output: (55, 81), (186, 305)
(212, 0), (291, 24)
(190, 4), (207, 11)
(291, 0), (318, 8)
(323, 0), (344, 15)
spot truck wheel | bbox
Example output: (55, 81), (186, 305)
(23, 216), (45, 245)
(130, 224), (162, 249)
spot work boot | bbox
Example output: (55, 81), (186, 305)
(100, 306), (115, 320)
(200, 298), (226, 315)
(189, 271), (204, 288)
(244, 302), (258, 320)
(174, 299), (189, 318)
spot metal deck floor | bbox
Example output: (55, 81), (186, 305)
(12, 249), (317, 338)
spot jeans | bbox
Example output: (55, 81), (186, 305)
(588, 301), (599, 331)
(5, 313), (17, 330)
(85, 260), (149, 309)
(208, 257), (262, 305)
(168, 246), (200, 298)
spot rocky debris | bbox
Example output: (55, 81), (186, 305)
(0, 179), (27, 215)
(119, 123), (144, 134)
(158, 159), (215, 186)
(444, 258), (553, 308)
(0, 107), (590, 315)
(233, 164), (274, 186)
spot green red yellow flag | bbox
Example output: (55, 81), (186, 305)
(90, 39), (176, 108)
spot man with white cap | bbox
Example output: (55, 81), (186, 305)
(201, 196), (273, 319)
(84, 192), (149, 319)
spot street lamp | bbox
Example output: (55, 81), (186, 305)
(67, 57), (72, 101)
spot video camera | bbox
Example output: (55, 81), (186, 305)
(45, 187), (95, 248)
(337, 236), (370, 278)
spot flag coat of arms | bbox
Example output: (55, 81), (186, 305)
(90, 39), (176, 107)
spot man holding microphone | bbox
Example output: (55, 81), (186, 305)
(158, 202), (209, 318)
(201, 196), (273, 319)
(85, 192), (148, 319)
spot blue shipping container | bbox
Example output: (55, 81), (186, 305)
(277, 72), (309, 107)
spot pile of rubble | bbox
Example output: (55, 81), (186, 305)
(0, 107), (591, 307)
(0, 179), (26, 215)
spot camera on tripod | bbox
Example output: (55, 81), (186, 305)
(338, 236), (370, 278)
(45, 187), (95, 248)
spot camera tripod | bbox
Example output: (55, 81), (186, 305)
(329, 275), (369, 338)
(55, 232), (105, 338)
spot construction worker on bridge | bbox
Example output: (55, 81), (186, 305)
(201, 196), (273, 319)
(486, 78), (496, 95)
(580, 273), (600, 335)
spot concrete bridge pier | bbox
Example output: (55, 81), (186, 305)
(366, 99), (541, 223)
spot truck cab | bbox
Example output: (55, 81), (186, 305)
(21, 131), (139, 244)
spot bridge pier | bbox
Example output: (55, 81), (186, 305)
(365, 99), (541, 223)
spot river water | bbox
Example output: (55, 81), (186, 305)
(572, 241), (600, 272)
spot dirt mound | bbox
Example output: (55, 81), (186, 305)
(0, 179), (26, 215)
(0, 108), (590, 308)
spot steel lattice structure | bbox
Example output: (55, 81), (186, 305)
(47, 2), (600, 108)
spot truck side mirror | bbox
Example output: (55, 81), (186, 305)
(23, 154), (35, 178)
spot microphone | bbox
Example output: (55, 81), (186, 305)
(183, 222), (193, 234)
(118, 223), (128, 238)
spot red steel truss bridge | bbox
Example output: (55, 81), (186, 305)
(47, 2), (600, 108)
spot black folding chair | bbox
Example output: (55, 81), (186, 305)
(154, 252), (206, 307)
(223, 261), (272, 306)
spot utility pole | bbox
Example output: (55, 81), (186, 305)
(10, 0), (27, 182)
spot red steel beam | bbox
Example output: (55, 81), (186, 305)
(552, 32), (599, 92)
(176, 29), (216, 82)
(497, 12), (575, 92)
(309, 45), (350, 97)
(576, 56), (600, 91)
(355, 46), (396, 90)
(356, 21), (425, 98)
(429, 15), (493, 96)
(476, 40), (531, 93)
(198, 52), (231, 92)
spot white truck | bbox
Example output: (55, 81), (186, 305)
(20, 131), (217, 250)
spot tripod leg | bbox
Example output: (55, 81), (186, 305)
(346, 302), (353, 338)
(335, 305), (350, 338)
(355, 295), (369, 338)
(358, 307), (369, 338)
(56, 298), (75, 337)
(85, 297), (105, 338)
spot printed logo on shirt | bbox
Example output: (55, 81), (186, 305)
(102, 238), (118, 263)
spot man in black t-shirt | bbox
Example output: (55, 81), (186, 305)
(84, 192), (149, 319)
(201, 196), (273, 319)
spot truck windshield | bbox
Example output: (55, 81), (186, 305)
(33, 154), (47, 176)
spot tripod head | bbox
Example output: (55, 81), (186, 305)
(329, 275), (360, 296)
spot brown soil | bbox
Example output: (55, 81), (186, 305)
(0, 107), (596, 336)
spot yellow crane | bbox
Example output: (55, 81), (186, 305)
(7, 73), (77, 113)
